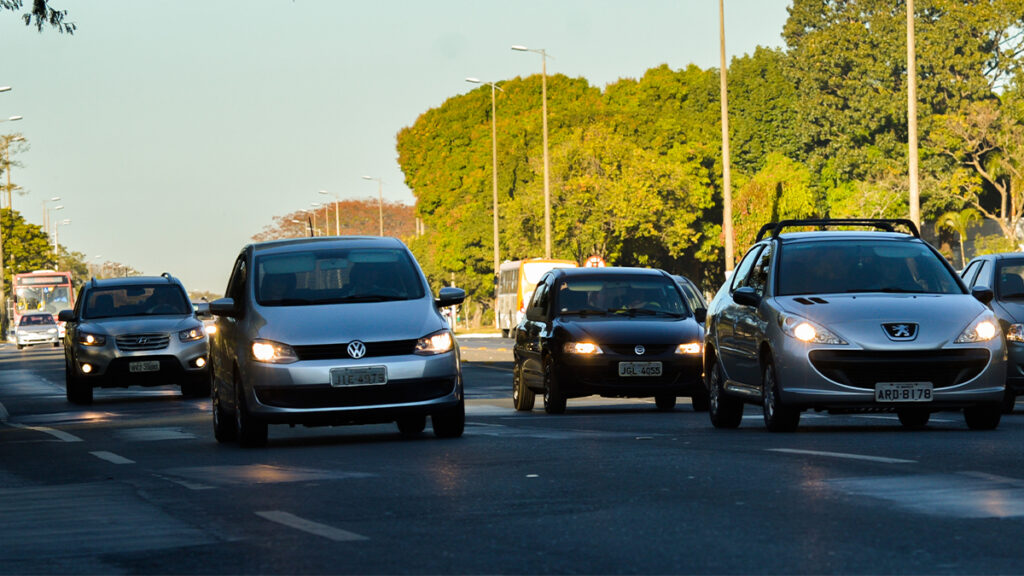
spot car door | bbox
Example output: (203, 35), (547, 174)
(713, 244), (764, 385)
(731, 243), (774, 388)
(518, 276), (553, 390)
(213, 253), (248, 399)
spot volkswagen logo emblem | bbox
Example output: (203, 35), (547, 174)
(635, 345), (646, 356)
(882, 322), (918, 341)
(347, 340), (367, 359)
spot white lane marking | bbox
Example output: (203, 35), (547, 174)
(90, 451), (136, 465)
(466, 363), (514, 373)
(152, 474), (215, 491)
(767, 448), (916, 464)
(7, 422), (83, 442)
(255, 510), (369, 542)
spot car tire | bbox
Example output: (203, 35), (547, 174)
(212, 379), (237, 443)
(16, 344), (23, 350)
(691, 388), (710, 412)
(1001, 389), (1016, 414)
(235, 374), (268, 447)
(762, 362), (800, 432)
(501, 328), (510, 339)
(52, 341), (60, 348)
(964, 403), (1002, 430)
(432, 399), (465, 438)
(708, 356), (742, 429)
(65, 361), (93, 405)
(655, 395), (676, 411)
(896, 408), (930, 429)
(397, 415), (427, 436)
(512, 360), (535, 411)
(542, 356), (567, 415)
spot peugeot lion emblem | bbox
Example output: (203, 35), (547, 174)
(882, 323), (918, 341)
(635, 345), (646, 356)
(347, 340), (367, 359)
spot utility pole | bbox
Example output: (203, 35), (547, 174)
(718, 0), (735, 272)
(907, 0), (921, 230)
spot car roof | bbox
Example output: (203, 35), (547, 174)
(549, 267), (668, 279)
(773, 231), (921, 244)
(88, 276), (182, 288)
(250, 236), (405, 256)
(977, 252), (1024, 261)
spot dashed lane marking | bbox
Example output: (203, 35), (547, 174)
(255, 510), (369, 542)
(465, 363), (514, 373)
(767, 448), (916, 464)
(90, 451), (135, 465)
(6, 422), (82, 442)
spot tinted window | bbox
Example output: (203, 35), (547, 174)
(745, 244), (773, 297)
(556, 275), (688, 317)
(20, 314), (55, 326)
(83, 285), (191, 319)
(996, 260), (1024, 299)
(255, 248), (425, 306)
(776, 240), (963, 296)
(730, 245), (764, 292)
(961, 259), (983, 287)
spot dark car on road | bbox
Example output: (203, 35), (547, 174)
(512, 267), (706, 414)
(961, 252), (1024, 412)
(704, 219), (1006, 432)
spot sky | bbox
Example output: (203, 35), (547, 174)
(0, 0), (792, 293)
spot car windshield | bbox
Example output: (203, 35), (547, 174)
(997, 260), (1024, 299)
(555, 275), (689, 317)
(83, 285), (192, 319)
(255, 248), (426, 306)
(776, 240), (963, 296)
(20, 314), (55, 326)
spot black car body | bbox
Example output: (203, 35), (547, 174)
(512, 267), (706, 413)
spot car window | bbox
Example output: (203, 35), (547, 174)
(83, 285), (192, 319)
(526, 280), (550, 320)
(556, 275), (688, 317)
(20, 314), (55, 326)
(776, 240), (964, 296)
(961, 259), (983, 287)
(730, 245), (764, 292)
(744, 244), (773, 297)
(676, 278), (706, 312)
(996, 261), (1024, 299)
(254, 248), (425, 306)
(973, 260), (993, 289)
(226, 256), (248, 302)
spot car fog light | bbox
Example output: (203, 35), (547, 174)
(81, 363), (93, 374)
(195, 357), (207, 368)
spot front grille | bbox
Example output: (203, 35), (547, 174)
(808, 349), (990, 389)
(292, 339), (418, 361)
(606, 344), (674, 355)
(255, 378), (456, 409)
(115, 333), (170, 351)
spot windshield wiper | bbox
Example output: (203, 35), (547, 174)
(844, 287), (927, 294)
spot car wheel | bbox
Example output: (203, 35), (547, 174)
(212, 379), (237, 443)
(16, 344), (23, 350)
(234, 374), (268, 447)
(65, 361), (93, 405)
(432, 399), (465, 438)
(501, 328), (510, 339)
(691, 387), (710, 412)
(397, 415), (427, 436)
(708, 356), (742, 429)
(52, 341), (60, 348)
(964, 403), (1002, 430)
(512, 360), (535, 411)
(655, 395), (676, 411)
(542, 356), (567, 415)
(1001, 389), (1016, 414)
(896, 408), (930, 429)
(762, 362), (800, 432)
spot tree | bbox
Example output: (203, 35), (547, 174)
(732, 154), (819, 253)
(0, 0), (75, 33)
(253, 199), (415, 242)
(1, 208), (55, 288)
(935, 207), (982, 266)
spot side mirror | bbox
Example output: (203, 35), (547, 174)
(209, 297), (239, 318)
(732, 286), (761, 308)
(972, 286), (994, 305)
(57, 309), (75, 323)
(193, 302), (211, 317)
(693, 307), (708, 323)
(436, 287), (466, 308)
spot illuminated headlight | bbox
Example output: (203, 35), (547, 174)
(956, 312), (999, 343)
(675, 342), (702, 355)
(415, 330), (454, 355)
(179, 327), (206, 342)
(1007, 323), (1024, 343)
(78, 332), (106, 346)
(250, 339), (299, 363)
(564, 342), (603, 355)
(46, 328), (57, 334)
(204, 324), (217, 335)
(779, 313), (846, 345)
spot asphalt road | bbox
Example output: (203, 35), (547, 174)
(2, 337), (1024, 574)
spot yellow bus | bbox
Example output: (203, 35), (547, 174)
(497, 258), (577, 337)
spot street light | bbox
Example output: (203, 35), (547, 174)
(42, 196), (61, 232)
(54, 218), (71, 252)
(0, 88), (11, 333)
(2, 132), (24, 210)
(319, 189), (340, 236)
(362, 176), (384, 236)
(309, 202), (321, 236)
(466, 76), (504, 328)
(511, 45), (553, 258)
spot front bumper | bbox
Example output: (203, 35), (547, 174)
(16, 331), (60, 346)
(553, 351), (704, 398)
(72, 338), (209, 387)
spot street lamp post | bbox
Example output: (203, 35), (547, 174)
(47, 204), (64, 239)
(2, 127), (25, 211)
(319, 189), (340, 236)
(54, 218), (70, 252)
(466, 76), (504, 328)
(42, 196), (61, 233)
(0, 89), (18, 334)
(512, 45), (553, 258)
(309, 202), (321, 236)
(362, 176), (384, 236)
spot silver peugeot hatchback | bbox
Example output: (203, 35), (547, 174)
(704, 219), (1006, 431)
(208, 236), (466, 446)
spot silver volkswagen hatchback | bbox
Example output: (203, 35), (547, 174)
(704, 219), (1006, 431)
(208, 236), (466, 446)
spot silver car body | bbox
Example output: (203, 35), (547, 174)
(15, 312), (60, 348)
(705, 223), (1006, 430)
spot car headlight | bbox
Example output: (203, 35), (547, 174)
(250, 339), (299, 363)
(1007, 323), (1024, 343)
(779, 313), (847, 345)
(179, 327), (206, 342)
(675, 342), (702, 355)
(204, 324), (217, 335)
(78, 332), (106, 346)
(956, 311), (999, 343)
(564, 342), (603, 355)
(415, 330), (454, 355)
(47, 328), (57, 334)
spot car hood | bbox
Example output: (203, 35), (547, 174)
(252, 299), (446, 345)
(994, 300), (1024, 324)
(556, 316), (702, 344)
(82, 315), (200, 335)
(17, 325), (58, 334)
(775, 294), (986, 348)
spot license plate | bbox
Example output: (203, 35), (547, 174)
(618, 362), (662, 377)
(129, 360), (160, 373)
(331, 366), (388, 387)
(875, 382), (933, 402)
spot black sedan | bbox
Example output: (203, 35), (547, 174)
(512, 267), (707, 414)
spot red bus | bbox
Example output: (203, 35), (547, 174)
(12, 270), (74, 336)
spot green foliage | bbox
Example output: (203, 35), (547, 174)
(0, 208), (56, 288)
(733, 154), (819, 253)
(973, 233), (1019, 255)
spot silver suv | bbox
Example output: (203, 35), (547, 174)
(704, 219), (1006, 431)
(208, 236), (466, 447)
(58, 274), (210, 404)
